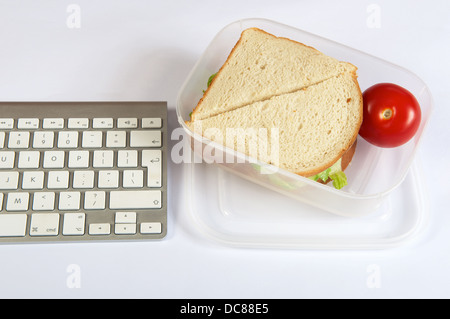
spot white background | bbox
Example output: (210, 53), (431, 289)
(0, 0), (449, 298)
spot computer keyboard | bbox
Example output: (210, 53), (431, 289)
(0, 102), (167, 243)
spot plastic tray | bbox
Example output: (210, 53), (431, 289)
(176, 18), (433, 217)
(184, 154), (429, 249)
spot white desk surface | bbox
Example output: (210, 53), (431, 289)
(0, 0), (448, 299)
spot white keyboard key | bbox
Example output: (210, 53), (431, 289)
(115, 212), (136, 224)
(6, 192), (29, 211)
(106, 131), (126, 148)
(58, 131), (78, 148)
(30, 213), (59, 236)
(18, 118), (39, 129)
(0, 151), (15, 169)
(33, 131), (54, 148)
(93, 150), (114, 168)
(43, 118), (64, 129)
(142, 118), (162, 129)
(89, 223), (111, 235)
(130, 130), (161, 148)
(109, 190), (161, 210)
(68, 150), (90, 168)
(98, 170), (119, 188)
(0, 132), (5, 148)
(59, 191), (81, 210)
(117, 118), (137, 128)
(0, 172), (19, 190)
(84, 191), (106, 210)
(123, 170), (144, 188)
(73, 170), (95, 189)
(32, 192), (55, 211)
(8, 131), (30, 149)
(0, 193), (3, 211)
(115, 224), (137, 235)
(142, 150), (162, 187)
(0, 214), (27, 237)
(68, 118), (88, 129)
(63, 213), (85, 236)
(18, 151), (40, 169)
(93, 118), (113, 129)
(47, 171), (69, 189)
(22, 171), (45, 190)
(82, 131), (103, 148)
(141, 222), (162, 234)
(0, 118), (14, 129)
(43, 151), (65, 168)
(117, 150), (138, 167)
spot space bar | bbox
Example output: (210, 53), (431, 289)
(110, 190), (162, 209)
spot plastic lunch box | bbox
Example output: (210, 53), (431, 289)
(176, 18), (433, 218)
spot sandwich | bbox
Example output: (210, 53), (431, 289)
(187, 28), (363, 189)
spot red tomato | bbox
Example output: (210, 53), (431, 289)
(359, 83), (421, 148)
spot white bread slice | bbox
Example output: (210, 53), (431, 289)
(187, 72), (362, 177)
(191, 27), (356, 121)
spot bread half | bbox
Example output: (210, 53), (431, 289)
(191, 27), (356, 121)
(187, 72), (363, 177)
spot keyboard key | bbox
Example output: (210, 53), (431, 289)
(18, 151), (40, 169)
(68, 118), (88, 129)
(117, 118), (137, 128)
(43, 151), (65, 168)
(93, 118), (113, 129)
(123, 170), (144, 188)
(43, 118), (64, 129)
(63, 213), (86, 236)
(0, 132), (5, 148)
(0, 172), (19, 190)
(106, 131), (126, 148)
(0, 214), (27, 237)
(59, 192), (81, 210)
(115, 212), (136, 224)
(68, 150), (90, 168)
(0, 118), (14, 129)
(22, 171), (45, 190)
(89, 223), (111, 235)
(18, 118), (39, 129)
(130, 130), (161, 148)
(141, 222), (162, 234)
(82, 131), (103, 148)
(47, 171), (69, 189)
(117, 150), (138, 167)
(58, 131), (79, 148)
(30, 213), (59, 236)
(115, 224), (137, 235)
(142, 118), (162, 129)
(84, 191), (106, 210)
(73, 171), (95, 189)
(32, 192), (55, 211)
(33, 131), (54, 148)
(93, 150), (114, 168)
(8, 132), (30, 149)
(109, 190), (161, 210)
(0, 151), (15, 169)
(98, 170), (119, 188)
(6, 192), (29, 211)
(142, 150), (162, 187)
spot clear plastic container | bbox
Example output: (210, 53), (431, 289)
(176, 18), (433, 217)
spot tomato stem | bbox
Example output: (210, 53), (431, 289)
(383, 108), (393, 120)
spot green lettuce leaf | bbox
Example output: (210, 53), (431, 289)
(308, 159), (348, 189)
